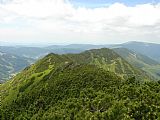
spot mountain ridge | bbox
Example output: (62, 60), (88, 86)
(113, 48), (160, 80)
(1, 41), (159, 83)
(1, 48), (160, 119)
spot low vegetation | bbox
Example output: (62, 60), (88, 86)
(1, 48), (160, 120)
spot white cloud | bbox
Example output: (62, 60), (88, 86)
(0, 0), (160, 44)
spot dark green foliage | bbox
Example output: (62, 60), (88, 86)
(1, 48), (160, 120)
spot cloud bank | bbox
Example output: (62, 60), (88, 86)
(0, 0), (160, 44)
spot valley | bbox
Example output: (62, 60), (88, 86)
(0, 51), (34, 83)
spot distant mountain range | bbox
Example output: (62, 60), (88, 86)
(0, 51), (34, 83)
(1, 41), (160, 62)
(0, 41), (159, 82)
(113, 41), (160, 62)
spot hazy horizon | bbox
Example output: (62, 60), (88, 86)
(0, 0), (160, 44)
(0, 40), (160, 47)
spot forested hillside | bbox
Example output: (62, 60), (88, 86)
(113, 48), (160, 80)
(1, 42), (159, 83)
(116, 41), (160, 62)
(1, 48), (160, 120)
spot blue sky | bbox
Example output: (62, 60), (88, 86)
(71, 0), (159, 7)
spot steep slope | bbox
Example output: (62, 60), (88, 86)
(1, 48), (160, 120)
(30, 48), (151, 81)
(67, 48), (153, 80)
(0, 51), (34, 83)
(116, 41), (160, 62)
(113, 48), (160, 79)
(0, 48), (153, 82)
(0, 64), (121, 119)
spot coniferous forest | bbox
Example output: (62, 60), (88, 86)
(1, 49), (160, 120)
